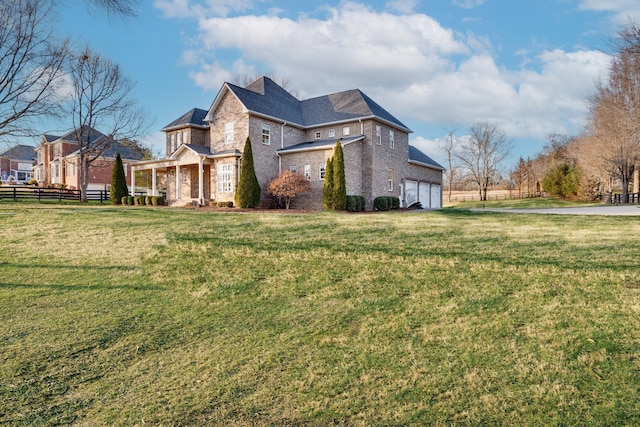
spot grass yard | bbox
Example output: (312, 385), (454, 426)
(2, 203), (640, 425)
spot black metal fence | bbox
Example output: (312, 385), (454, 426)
(0, 186), (110, 202)
(609, 192), (640, 205)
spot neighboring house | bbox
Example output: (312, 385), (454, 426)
(132, 76), (444, 209)
(0, 144), (36, 183)
(35, 127), (143, 190)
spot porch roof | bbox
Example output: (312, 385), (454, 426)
(277, 135), (364, 154)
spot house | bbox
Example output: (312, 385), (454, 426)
(0, 144), (36, 183)
(132, 76), (444, 209)
(34, 127), (144, 190)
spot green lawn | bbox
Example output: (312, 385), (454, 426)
(2, 203), (640, 425)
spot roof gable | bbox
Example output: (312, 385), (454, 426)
(162, 108), (209, 130)
(205, 76), (410, 132)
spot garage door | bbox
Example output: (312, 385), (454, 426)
(418, 182), (430, 208)
(430, 184), (441, 208)
(404, 180), (418, 206)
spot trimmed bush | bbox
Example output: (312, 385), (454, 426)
(374, 196), (400, 211)
(374, 196), (390, 211)
(225, 201), (234, 208)
(217, 201), (226, 208)
(390, 196), (400, 210)
(356, 196), (365, 212)
(28, 179), (38, 186)
(127, 196), (134, 206)
(151, 196), (164, 206)
(346, 195), (357, 212)
(121, 196), (129, 205)
(134, 196), (144, 205)
(145, 195), (152, 205)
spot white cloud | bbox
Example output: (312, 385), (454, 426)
(386, 0), (419, 14)
(578, 0), (640, 23)
(154, 0), (256, 18)
(452, 0), (485, 9)
(159, 1), (613, 156)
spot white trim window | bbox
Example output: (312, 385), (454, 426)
(329, 129), (335, 138)
(387, 168), (393, 191)
(315, 131), (321, 140)
(390, 130), (395, 149)
(304, 164), (311, 181)
(217, 164), (233, 192)
(290, 165), (297, 173)
(170, 134), (175, 153)
(319, 163), (326, 180)
(343, 126), (350, 136)
(262, 124), (270, 145)
(182, 130), (187, 146)
(181, 168), (188, 183)
(376, 125), (382, 145)
(224, 122), (234, 144)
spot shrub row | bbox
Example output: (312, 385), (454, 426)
(346, 195), (366, 212)
(122, 195), (165, 206)
(217, 201), (234, 208)
(373, 196), (400, 211)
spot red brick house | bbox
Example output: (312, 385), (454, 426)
(34, 127), (143, 190)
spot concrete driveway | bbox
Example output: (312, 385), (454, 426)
(469, 205), (640, 216)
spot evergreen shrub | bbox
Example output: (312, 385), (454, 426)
(121, 196), (128, 205)
(127, 196), (134, 205)
(145, 196), (152, 205)
(374, 196), (390, 211)
(151, 196), (164, 206)
(346, 195), (357, 212)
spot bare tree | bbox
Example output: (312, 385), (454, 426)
(585, 23), (640, 203)
(0, 0), (69, 140)
(456, 122), (512, 201)
(438, 128), (459, 202)
(67, 47), (150, 201)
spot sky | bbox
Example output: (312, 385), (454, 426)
(49, 0), (640, 168)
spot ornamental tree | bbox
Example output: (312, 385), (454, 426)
(110, 152), (128, 204)
(322, 156), (334, 209)
(268, 170), (310, 209)
(331, 140), (347, 210)
(235, 137), (261, 208)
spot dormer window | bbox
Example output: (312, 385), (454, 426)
(329, 129), (335, 138)
(342, 126), (350, 136)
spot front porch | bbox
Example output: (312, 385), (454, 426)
(131, 144), (240, 206)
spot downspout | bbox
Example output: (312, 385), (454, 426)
(279, 122), (287, 174)
(359, 118), (364, 136)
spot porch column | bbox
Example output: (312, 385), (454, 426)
(176, 163), (180, 200)
(152, 167), (157, 196)
(131, 166), (136, 197)
(634, 169), (639, 194)
(198, 157), (204, 206)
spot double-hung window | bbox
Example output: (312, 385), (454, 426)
(224, 123), (234, 144)
(387, 169), (393, 191)
(262, 124), (270, 145)
(376, 125), (382, 145)
(319, 163), (326, 180)
(304, 164), (311, 181)
(217, 164), (233, 192)
(390, 130), (395, 149)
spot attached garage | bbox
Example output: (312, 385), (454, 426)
(404, 180), (418, 206)
(430, 184), (441, 208)
(418, 182), (430, 208)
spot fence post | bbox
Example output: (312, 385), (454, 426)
(13, 187), (17, 201)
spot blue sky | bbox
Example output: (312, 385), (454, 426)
(52, 0), (640, 167)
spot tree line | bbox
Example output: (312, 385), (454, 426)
(444, 22), (640, 204)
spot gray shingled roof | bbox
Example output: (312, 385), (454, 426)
(102, 140), (144, 161)
(183, 144), (211, 155)
(162, 108), (209, 130)
(409, 145), (445, 170)
(226, 78), (304, 125)
(0, 144), (36, 161)
(223, 77), (410, 132)
(277, 135), (365, 154)
(57, 126), (106, 144)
